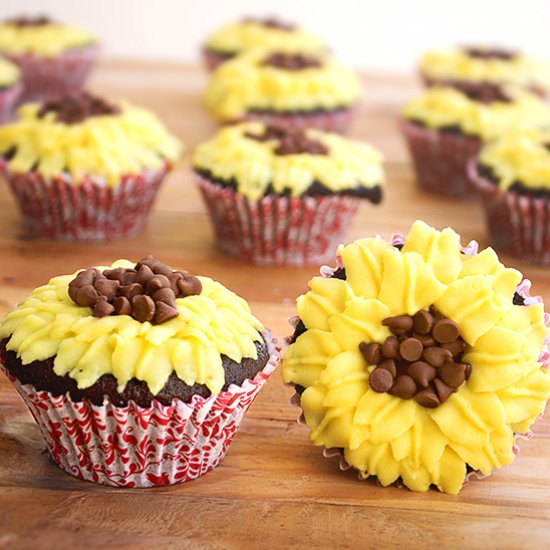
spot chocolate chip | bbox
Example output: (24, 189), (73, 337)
(103, 268), (127, 282)
(152, 263), (173, 277)
(72, 269), (97, 287)
(147, 274), (171, 293)
(433, 319), (460, 344)
(413, 310), (434, 335)
(383, 315), (413, 334)
(168, 272), (184, 294)
(399, 337), (423, 362)
(415, 387), (440, 408)
(413, 332), (436, 347)
(113, 296), (132, 315)
(464, 363), (472, 380)
(93, 278), (120, 301)
(75, 285), (99, 307)
(120, 283), (144, 301)
(382, 336), (400, 359)
(177, 275), (202, 297)
(136, 264), (155, 285)
(434, 378), (456, 403)
(132, 295), (156, 323)
(152, 301), (179, 324)
(389, 375), (417, 399)
(439, 362), (466, 388)
(369, 368), (394, 393)
(423, 346), (453, 367)
(442, 339), (465, 357)
(359, 342), (381, 365)
(408, 361), (436, 388)
(93, 298), (115, 318)
(121, 271), (138, 286)
(152, 287), (176, 305)
(378, 359), (397, 379)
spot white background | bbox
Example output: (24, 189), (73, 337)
(1, 0), (549, 73)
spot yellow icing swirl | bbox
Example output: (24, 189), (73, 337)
(282, 220), (550, 494)
(0, 260), (265, 396)
(0, 58), (20, 87)
(420, 48), (550, 90)
(479, 128), (550, 191)
(204, 20), (326, 55)
(192, 122), (384, 200)
(0, 101), (182, 186)
(204, 48), (362, 120)
(402, 86), (550, 141)
(0, 21), (96, 56)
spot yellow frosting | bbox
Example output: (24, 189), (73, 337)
(0, 21), (96, 56)
(0, 58), (20, 87)
(282, 220), (550, 494)
(204, 49), (362, 120)
(0, 101), (182, 186)
(420, 48), (550, 90)
(192, 122), (384, 200)
(204, 20), (326, 55)
(0, 260), (265, 397)
(402, 86), (550, 141)
(478, 128), (550, 191)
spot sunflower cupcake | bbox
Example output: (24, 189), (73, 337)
(0, 58), (21, 122)
(282, 221), (550, 494)
(0, 15), (98, 102)
(468, 128), (550, 265)
(0, 92), (181, 241)
(0, 256), (280, 487)
(193, 121), (384, 265)
(202, 16), (327, 70)
(400, 86), (550, 198)
(420, 45), (550, 98)
(204, 48), (361, 133)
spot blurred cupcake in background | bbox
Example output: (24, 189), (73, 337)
(468, 128), (550, 265)
(0, 92), (182, 241)
(204, 48), (361, 133)
(400, 86), (550, 199)
(193, 121), (384, 266)
(0, 15), (98, 102)
(202, 16), (327, 71)
(420, 45), (550, 98)
(0, 58), (21, 122)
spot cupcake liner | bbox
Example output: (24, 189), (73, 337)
(197, 175), (360, 266)
(0, 82), (22, 123)
(6, 44), (99, 103)
(0, 162), (170, 241)
(202, 48), (234, 71)
(467, 158), (550, 265)
(399, 118), (481, 199)
(0, 331), (280, 488)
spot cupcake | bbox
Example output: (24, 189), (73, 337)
(282, 220), (550, 494)
(400, 86), (550, 198)
(420, 45), (550, 98)
(204, 48), (361, 133)
(0, 57), (21, 122)
(193, 121), (384, 265)
(0, 15), (98, 102)
(0, 256), (280, 487)
(202, 16), (327, 70)
(0, 92), (182, 241)
(467, 128), (550, 265)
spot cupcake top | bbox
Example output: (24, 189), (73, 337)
(193, 122), (384, 200)
(0, 15), (96, 56)
(0, 57), (20, 88)
(420, 46), (550, 91)
(0, 92), (182, 186)
(204, 17), (326, 57)
(204, 48), (361, 120)
(478, 128), (550, 194)
(282, 220), (550, 494)
(0, 257), (265, 397)
(402, 86), (550, 141)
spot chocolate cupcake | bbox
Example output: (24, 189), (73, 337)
(0, 256), (280, 487)
(420, 45), (550, 98)
(202, 16), (327, 70)
(0, 58), (21, 122)
(0, 91), (182, 240)
(400, 86), (550, 198)
(282, 221), (550, 494)
(0, 15), (98, 102)
(204, 48), (361, 133)
(193, 122), (384, 265)
(468, 128), (550, 264)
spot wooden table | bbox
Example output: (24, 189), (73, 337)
(0, 61), (549, 550)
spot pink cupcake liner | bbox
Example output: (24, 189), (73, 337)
(1, 162), (170, 241)
(399, 118), (481, 199)
(202, 48), (234, 71)
(0, 82), (22, 122)
(467, 158), (550, 265)
(0, 331), (280, 488)
(6, 44), (99, 103)
(197, 175), (360, 266)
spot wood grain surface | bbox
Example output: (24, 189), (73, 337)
(0, 60), (549, 550)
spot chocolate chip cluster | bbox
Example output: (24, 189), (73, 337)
(68, 256), (202, 325)
(263, 52), (322, 71)
(245, 125), (329, 156)
(462, 84), (512, 104)
(359, 308), (471, 408)
(37, 92), (121, 124)
(243, 16), (295, 30)
(463, 46), (517, 61)
(5, 15), (51, 27)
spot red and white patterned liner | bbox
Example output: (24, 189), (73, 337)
(202, 48), (234, 71)
(399, 118), (481, 199)
(6, 44), (99, 103)
(285, 234), (550, 491)
(197, 175), (360, 266)
(0, 331), (280, 488)
(467, 158), (550, 265)
(0, 82), (22, 123)
(0, 161), (170, 241)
